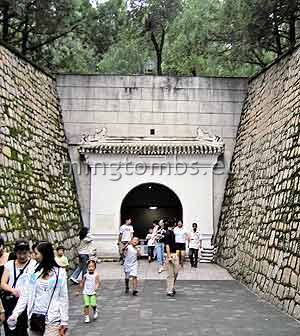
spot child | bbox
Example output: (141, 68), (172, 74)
(80, 259), (100, 323)
(146, 228), (156, 263)
(123, 237), (141, 295)
(55, 245), (69, 270)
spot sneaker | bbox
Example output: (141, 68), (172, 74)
(132, 290), (138, 296)
(167, 292), (174, 297)
(172, 288), (176, 295)
(158, 267), (164, 273)
(93, 309), (98, 320)
(70, 277), (79, 285)
(84, 315), (90, 323)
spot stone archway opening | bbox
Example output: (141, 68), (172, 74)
(120, 183), (183, 239)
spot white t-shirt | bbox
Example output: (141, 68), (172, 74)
(189, 231), (201, 249)
(6, 259), (36, 291)
(124, 245), (138, 276)
(32, 268), (59, 315)
(33, 278), (50, 314)
(174, 227), (187, 243)
(146, 233), (156, 246)
(119, 224), (134, 242)
(83, 272), (98, 295)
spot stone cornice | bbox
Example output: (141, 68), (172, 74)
(78, 127), (225, 156)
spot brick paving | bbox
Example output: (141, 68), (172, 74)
(68, 261), (300, 336)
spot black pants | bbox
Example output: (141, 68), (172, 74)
(189, 248), (199, 268)
(3, 296), (28, 336)
(148, 246), (155, 259)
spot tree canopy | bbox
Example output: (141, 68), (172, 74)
(0, 0), (299, 75)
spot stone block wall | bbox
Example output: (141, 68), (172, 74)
(0, 43), (82, 257)
(56, 75), (248, 229)
(216, 47), (300, 319)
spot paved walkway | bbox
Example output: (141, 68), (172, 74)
(68, 261), (300, 335)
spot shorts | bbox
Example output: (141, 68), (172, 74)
(83, 294), (97, 307)
(148, 246), (155, 257)
(176, 243), (186, 251)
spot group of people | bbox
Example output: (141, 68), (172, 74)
(0, 227), (100, 335)
(118, 217), (202, 297)
(0, 238), (68, 336)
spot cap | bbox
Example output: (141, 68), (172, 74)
(14, 239), (30, 252)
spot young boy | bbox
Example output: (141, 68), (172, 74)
(55, 245), (69, 270)
(146, 228), (156, 263)
(123, 237), (141, 295)
(80, 259), (100, 323)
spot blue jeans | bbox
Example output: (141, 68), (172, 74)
(156, 242), (165, 266)
(71, 254), (89, 280)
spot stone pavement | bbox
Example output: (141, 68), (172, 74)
(68, 262), (300, 335)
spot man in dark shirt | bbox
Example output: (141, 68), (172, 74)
(164, 218), (180, 297)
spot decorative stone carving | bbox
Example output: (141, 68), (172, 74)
(196, 127), (223, 145)
(80, 127), (108, 144)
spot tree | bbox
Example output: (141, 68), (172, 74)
(220, 0), (300, 67)
(0, 0), (89, 56)
(128, 0), (182, 75)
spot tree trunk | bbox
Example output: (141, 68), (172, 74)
(150, 30), (165, 75)
(272, 5), (282, 56)
(2, 2), (10, 42)
(289, 14), (296, 48)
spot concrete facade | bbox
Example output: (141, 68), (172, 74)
(56, 75), (248, 241)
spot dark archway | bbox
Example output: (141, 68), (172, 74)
(120, 183), (183, 239)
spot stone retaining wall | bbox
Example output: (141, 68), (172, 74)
(0, 44), (82, 258)
(216, 47), (300, 319)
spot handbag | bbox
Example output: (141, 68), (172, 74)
(30, 268), (59, 333)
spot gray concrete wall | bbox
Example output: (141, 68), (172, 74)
(56, 75), (248, 230)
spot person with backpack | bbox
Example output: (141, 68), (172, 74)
(7, 242), (69, 336)
(1, 239), (36, 335)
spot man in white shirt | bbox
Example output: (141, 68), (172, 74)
(188, 223), (202, 268)
(118, 217), (134, 264)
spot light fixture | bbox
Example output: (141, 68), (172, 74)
(149, 206), (158, 210)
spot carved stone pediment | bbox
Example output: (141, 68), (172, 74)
(196, 127), (223, 145)
(80, 127), (107, 144)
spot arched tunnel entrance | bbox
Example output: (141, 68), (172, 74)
(120, 183), (183, 239)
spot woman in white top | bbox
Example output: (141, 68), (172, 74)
(8, 242), (69, 336)
(1, 239), (36, 336)
(70, 228), (95, 284)
(173, 220), (188, 267)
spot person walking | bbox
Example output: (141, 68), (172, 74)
(70, 228), (95, 284)
(1, 240), (36, 336)
(123, 237), (140, 296)
(188, 223), (202, 268)
(118, 218), (134, 265)
(80, 259), (100, 323)
(164, 219), (180, 297)
(8, 242), (69, 336)
(174, 220), (187, 267)
(145, 228), (156, 263)
(154, 220), (166, 273)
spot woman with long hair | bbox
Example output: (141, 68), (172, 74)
(8, 242), (68, 336)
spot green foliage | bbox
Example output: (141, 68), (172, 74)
(1, 0), (299, 75)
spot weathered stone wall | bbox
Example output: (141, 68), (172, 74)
(56, 75), (248, 229)
(0, 44), (82, 257)
(216, 47), (300, 319)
